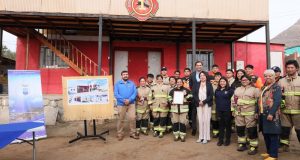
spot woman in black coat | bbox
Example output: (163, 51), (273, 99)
(215, 77), (234, 146)
(231, 69), (246, 89)
(258, 69), (282, 160)
(193, 71), (214, 144)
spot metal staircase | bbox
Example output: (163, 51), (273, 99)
(32, 29), (107, 76)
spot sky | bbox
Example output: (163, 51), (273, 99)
(2, 0), (300, 52)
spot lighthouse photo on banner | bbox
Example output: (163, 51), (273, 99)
(8, 70), (47, 140)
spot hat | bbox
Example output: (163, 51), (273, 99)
(161, 67), (167, 71)
(271, 66), (281, 73)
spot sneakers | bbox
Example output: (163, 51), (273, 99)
(202, 139), (208, 144)
(237, 144), (247, 152)
(196, 139), (208, 144)
(248, 147), (258, 155)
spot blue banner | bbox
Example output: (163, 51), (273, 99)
(8, 70), (47, 140)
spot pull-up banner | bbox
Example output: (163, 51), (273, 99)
(8, 70), (47, 141)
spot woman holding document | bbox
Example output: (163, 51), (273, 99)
(169, 78), (193, 142)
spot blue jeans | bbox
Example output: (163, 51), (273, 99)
(263, 133), (279, 158)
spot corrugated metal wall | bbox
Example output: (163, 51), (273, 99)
(0, 0), (268, 21)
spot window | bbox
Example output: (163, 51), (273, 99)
(186, 50), (214, 71)
(40, 46), (69, 68)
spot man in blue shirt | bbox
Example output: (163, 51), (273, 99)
(114, 70), (139, 141)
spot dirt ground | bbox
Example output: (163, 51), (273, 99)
(1, 120), (299, 160)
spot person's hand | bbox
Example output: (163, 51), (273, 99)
(232, 112), (236, 117)
(124, 99), (130, 105)
(267, 114), (273, 121)
(199, 101), (203, 106)
(139, 97), (144, 102)
(254, 113), (258, 119)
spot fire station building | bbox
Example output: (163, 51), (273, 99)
(0, 0), (284, 94)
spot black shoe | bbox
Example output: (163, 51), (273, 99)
(237, 144), (247, 152)
(217, 141), (223, 146)
(224, 140), (230, 146)
(213, 134), (219, 138)
(248, 147), (258, 155)
(192, 129), (196, 136)
(153, 131), (158, 137)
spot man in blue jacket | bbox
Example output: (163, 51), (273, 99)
(114, 70), (139, 141)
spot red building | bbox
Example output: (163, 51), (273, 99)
(0, 0), (284, 95)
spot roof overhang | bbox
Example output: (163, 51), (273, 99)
(0, 13), (266, 43)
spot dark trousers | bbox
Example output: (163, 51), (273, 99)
(263, 133), (279, 158)
(217, 111), (232, 142)
(189, 105), (197, 130)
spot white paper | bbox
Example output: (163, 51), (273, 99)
(173, 91), (184, 104)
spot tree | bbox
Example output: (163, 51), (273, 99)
(1, 45), (16, 60)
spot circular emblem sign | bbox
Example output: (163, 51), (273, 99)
(126, 0), (159, 21)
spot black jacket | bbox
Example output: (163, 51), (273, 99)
(189, 71), (208, 93)
(192, 81), (213, 107)
(215, 87), (234, 111)
(231, 79), (242, 90)
(189, 71), (200, 93)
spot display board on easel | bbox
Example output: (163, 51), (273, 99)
(62, 76), (114, 121)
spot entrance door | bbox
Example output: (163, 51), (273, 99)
(148, 51), (161, 76)
(128, 50), (148, 84)
(114, 51), (128, 83)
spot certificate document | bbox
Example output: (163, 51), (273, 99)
(173, 91), (184, 104)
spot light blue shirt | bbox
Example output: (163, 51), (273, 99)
(114, 80), (137, 106)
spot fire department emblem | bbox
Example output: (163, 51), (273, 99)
(125, 0), (159, 21)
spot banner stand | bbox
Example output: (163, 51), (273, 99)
(69, 119), (109, 144)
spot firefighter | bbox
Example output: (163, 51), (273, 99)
(146, 73), (156, 131)
(211, 72), (222, 138)
(148, 75), (171, 138)
(174, 70), (181, 79)
(161, 67), (170, 85)
(209, 64), (220, 77)
(278, 60), (300, 152)
(271, 66), (283, 83)
(182, 67), (191, 90)
(166, 76), (177, 132)
(146, 73), (156, 88)
(136, 77), (151, 135)
(168, 78), (193, 142)
(245, 64), (264, 89)
(232, 75), (260, 155)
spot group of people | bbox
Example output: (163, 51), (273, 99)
(114, 60), (300, 160)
